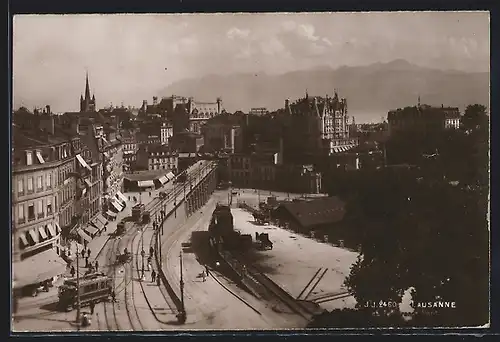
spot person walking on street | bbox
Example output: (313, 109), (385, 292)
(202, 270), (206, 282)
(95, 260), (99, 272)
(149, 246), (154, 257)
(70, 266), (76, 278)
(90, 301), (95, 315)
(151, 270), (156, 283)
(85, 256), (89, 268)
(87, 249), (91, 258)
(81, 249), (85, 258)
(205, 265), (209, 276)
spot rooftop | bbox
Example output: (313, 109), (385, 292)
(277, 196), (346, 228)
(124, 169), (169, 181)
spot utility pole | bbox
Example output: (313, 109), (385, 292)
(141, 229), (145, 280)
(75, 241), (81, 324)
(179, 251), (186, 323)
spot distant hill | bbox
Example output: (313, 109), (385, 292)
(159, 59), (489, 122)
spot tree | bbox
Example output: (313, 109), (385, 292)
(462, 104), (488, 133)
(311, 169), (489, 327)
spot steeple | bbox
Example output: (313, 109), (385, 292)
(85, 71), (91, 101)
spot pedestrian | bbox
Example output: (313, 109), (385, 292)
(95, 260), (99, 272)
(205, 265), (209, 275)
(111, 289), (116, 302)
(85, 256), (89, 268)
(70, 266), (76, 278)
(202, 271), (206, 282)
(149, 246), (154, 256)
(90, 300), (95, 315)
(81, 249), (85, 258)
(151, 270), (156, 283)
(87, 249), (91, 258)
(149, 191), (151, 197)
(147, 261), (151, 271)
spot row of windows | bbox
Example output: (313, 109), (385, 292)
(16, 197), (54, 224)
(149, 164), (174, 170)
(17, 173), (53, 195)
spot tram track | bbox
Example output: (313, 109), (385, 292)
(125, 228), (145, 331)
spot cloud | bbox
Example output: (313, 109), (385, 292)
(226, 27), (251, 40)
(297, 24), (320, 41)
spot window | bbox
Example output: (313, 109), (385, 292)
(27, 177), (34, 193)
(37, 176), (43, 191)
(26, 151), (33, 165)
(47, 198), (52, 214)
(17, 179), (24, 195)
(46, 173), (52, 188)
(37, 200), (44, 218)
(28, 204), (35, 221)
(17, 204), (25, 223)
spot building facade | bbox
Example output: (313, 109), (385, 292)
(387, 103), (461, 136)
(136, 144), (179, 171)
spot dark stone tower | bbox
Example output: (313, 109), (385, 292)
(80, 72), (96, 112)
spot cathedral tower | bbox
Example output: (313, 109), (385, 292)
(80, 72), (96, 112)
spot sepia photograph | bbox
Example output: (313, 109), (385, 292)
(11, 12), (490, 332)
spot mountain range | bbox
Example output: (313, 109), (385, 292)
(159, 59), (489, 123)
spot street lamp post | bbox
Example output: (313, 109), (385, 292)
(68, 172), (91, 326)
(141, 229), (145, 280)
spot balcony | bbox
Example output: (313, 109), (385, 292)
(17, 218), (26, 225)
(28, 215), (35, 222)
(37, 213), (44, 219)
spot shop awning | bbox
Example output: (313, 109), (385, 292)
(36, 151), (45, 164)
(138, 180), (155, 188)
(85, 225), (99, 236)
(166, 172), (175, 180)
(13, 249), (67, 288)
(38, 226), (48, 240)
(54, 222), (61, 234)
(28, 229), (39, 244)
(95, 213), (108, 226)
(116, 191), (128, 203)
(158, 176), (169, 185)
(92, 218), (105, 232)
(76, 154), (92, 171)
(106, 210), (117, 217)
(46, 223), (56, 238)
(110, 199), (123, 212)
(19, 234), (29, 248)
(78, 230), (92, 243)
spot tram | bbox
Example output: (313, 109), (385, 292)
(57, 273), (112, 312)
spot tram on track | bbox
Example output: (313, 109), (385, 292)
(57, 273), (112, 312)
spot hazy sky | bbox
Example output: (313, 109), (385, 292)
(13, 12), (489, 112)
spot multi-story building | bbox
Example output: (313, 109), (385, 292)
(279, 91), (358, 162)
(11, 119), (87, 293)
(99, 127), (124, 214)
(161, 122), (174, 145)
(201, 116), (243, 153)
(136, 144), (178, 171)
(387, 102), (461, 136)
(249, 107), (269, 116)
(120, 129), (138, 171)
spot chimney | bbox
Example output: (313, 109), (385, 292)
(71, 118), (80, 135)
(285, 98), (289, 108)
(46, 105), (51, 114)
(153, 96), (158, 106)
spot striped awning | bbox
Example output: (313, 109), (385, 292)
(54, 222), (61, 234)
(166, 172), (175, 180)
(29, 229), (39, 244)
(19, 234), (29, 248)
(39, 226), (48, 240)
(116, 191), (128, 203)
(138, 180), (155, 188)
(78, 230), (92, 243)
(110, 199), (123, 212)
(76, 154), (92, 171)
(85, 225), (98, 236)
(106, 210), (117, 217)
(47, 223), (57, 238)
(158, 176), (169, 185)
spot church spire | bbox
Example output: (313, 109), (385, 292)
(85, 71), (91, 100)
